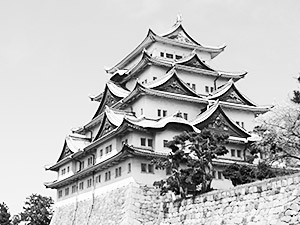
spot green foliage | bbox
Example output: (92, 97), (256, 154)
(19, 194), (54, 225)
(223, 162), (292, 186)
(0, 202), (11, 225)
(153, 129), (228, 198)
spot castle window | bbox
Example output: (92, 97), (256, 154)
(236, 121), (240, 126)
(79, 161), (84, 171)
(212, 171), (216, 179)
(217, 171), (223, 179)
(105, 145), (112, 154)
(153, 77), (157, 80)
(96, 175), (101, 183)
(231, 149), (236, 157)
(241, 122), (244, 128)
(65, 187), (69, 196)
(87, 178), (92, 188)
(160, 52), (164, 57)
(88, 156), (94, 166)
(210, 87), (214, 93)
(163, 110), (167, 117)
(72, 185), (77, 193)
(183, 113), (188, 120)
(58, 190), (63, 198)
(99, 149), (103, 157)
(187, 83), (190, 86)
(141, 108), (143, 115)
(79, 182), (84, 190)
(141, 138), (146, 146)
(166, 53), (173, 59)
(61, 168), (66, 175)
(157, 109), (161, 117)
(128, 163), (131, 173)
(148, 139), (153, 147)
(141, 163), (154, 173)
(105, 171), (111, 181)
(163, 140), (168, 147)
(115, 167), (122, 177)
(67, 166), (70, 173)
(141, 163), (147, 172)
(205, 86), (209, 93)
(192, 84), (196, 90)
(148, 164), (154, 173)
(175, 55), (182, 60)
(237, 150), (242, 158)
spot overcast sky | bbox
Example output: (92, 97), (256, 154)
(0, 0), (299, 215)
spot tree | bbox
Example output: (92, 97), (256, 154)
(291, 75), (300, 104)
(153, 129), (228, 198)
(19, 194), (54, 225)
(252, 102), (300, 166)
(0, 202), (11, 225)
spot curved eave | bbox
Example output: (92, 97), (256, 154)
(106, 29), (156, 74)
(217, 71), (247, 80)
(145, 68), (200, 98)
(208, 81), (257, 107)
(219, 101), (270, 113)
(192, 102), (251, 138)
(45, 145), (165, 189)
(46, 155), (73, 172)
(154, 35), (225, 59)
(176, 52), (215, 72)
(121, 83), (208, 107)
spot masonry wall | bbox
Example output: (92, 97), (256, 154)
(50, 172), (300, 225)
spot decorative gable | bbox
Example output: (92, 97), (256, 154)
(152, 74), (198, 97)
(167, 30), (195, 45)
(57, 142), (74, 162)
(178, 54), (213, 71)
(93, 89), (123, 119)
(217, 87), (255, 106)
(95, 116), (117, 140)
(194, 107), (249, 138)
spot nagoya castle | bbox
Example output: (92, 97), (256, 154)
(45, 16), (268, 216)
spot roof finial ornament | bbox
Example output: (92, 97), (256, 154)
(175, 13), (183, 26)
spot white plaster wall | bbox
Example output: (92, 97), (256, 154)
(223, 107), (256, 131)
(177, 70), (228, 95)
(131, 157), (168, 186)
(220, 142), (245, 161)
(57, 162), (74, 181)
(154, 128), (182, 154)
(129, 95), (206, 120)
(95, 138), (117, 164)
(125, 66), (166, 91)
(148, 42), (211, 62)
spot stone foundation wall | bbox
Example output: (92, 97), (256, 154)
(50, 173), (300, 225)
(49, 183), (162, 225)
(161, 172), (300, 225)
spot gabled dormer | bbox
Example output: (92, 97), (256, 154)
(146, 68), (200, 97)
(192, 101), (250, 139)
(176, 52), (214, 71)
(92, 81), (130, 119)
(207, 79), (256, 106)
(94, 106), (130, 141)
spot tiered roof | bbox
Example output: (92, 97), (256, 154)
(46, 16), (270, 189)
(106, 18), (225, 74)
(111, 50), (247, 84)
